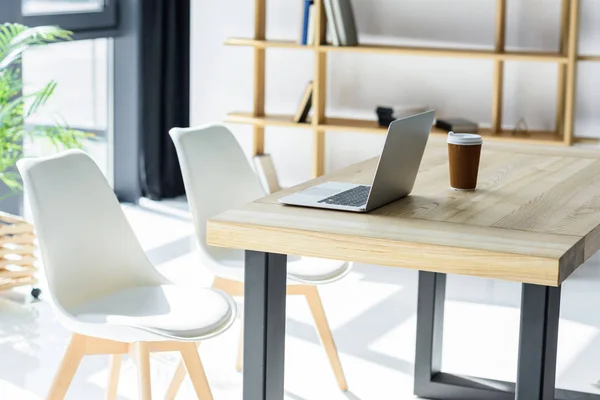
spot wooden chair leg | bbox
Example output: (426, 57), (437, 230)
(305, 286), (348, 391)
(179, 342), (213, 400)
(236, 323), (243, 372)
(163, 340), (206, 400)
(47, 333), (86, 400)
(131, 342), (152, 400)
(106, 354), (122, 400)
(164, 360), (186, 400)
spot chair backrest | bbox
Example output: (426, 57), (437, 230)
(169, 124), (265, 265)
(253, 154), (282, 194)
(17, 150), (166, 311)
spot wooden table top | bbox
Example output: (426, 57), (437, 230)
(207, 137), (600, 286)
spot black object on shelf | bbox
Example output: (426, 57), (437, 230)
(377, 116), (396, 128)
(376, 105), (431, 127)
(376, 106), (395, 127)
(436, 118), (478, 133)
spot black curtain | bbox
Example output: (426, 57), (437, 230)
(139, 0), (190, 200)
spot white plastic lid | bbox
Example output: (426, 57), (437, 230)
(447, 131), (482, 146)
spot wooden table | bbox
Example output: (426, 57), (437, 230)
(207, 137), (600, 400)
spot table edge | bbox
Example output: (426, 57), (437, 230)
(207, 219), (582, 286)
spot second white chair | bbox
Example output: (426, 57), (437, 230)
(165, 124), (352, 397)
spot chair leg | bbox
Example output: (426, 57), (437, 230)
(236, 323), (243, 372)
(106, 354), (122, 400)
(47, 333), (86, 400)
(164, 341), (203, 400)
(305, 286), (348, 391)
(131, 342), (152, 400)
(164, 360), (186, 400)
(179, 342), (213, 400)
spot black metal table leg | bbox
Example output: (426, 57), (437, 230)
(413, 271), (508, 400)
(243, 250), (288, 400)
(412, 272), (598, 400)
(515, 284), (561, 400)
(414, 271), (446, 394)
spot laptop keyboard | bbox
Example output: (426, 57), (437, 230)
(318, 185), (371, 207)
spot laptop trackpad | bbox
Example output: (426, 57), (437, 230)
(300, 187), (341, 197)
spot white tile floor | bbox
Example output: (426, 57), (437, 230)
(3, 199), (600, 399)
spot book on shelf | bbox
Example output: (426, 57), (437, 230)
(300, 0), (314, 45)
(329, 0), (358, 46)
(294, 81), (314, 123)
(307, 4), (316, 45)
(323, 0), (340, 45)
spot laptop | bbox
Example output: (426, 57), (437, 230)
(279, 110), (435, 213)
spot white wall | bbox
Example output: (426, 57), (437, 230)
(190, 0), (600, 187)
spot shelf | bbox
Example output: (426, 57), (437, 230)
(320, 44), (567, 63)
(226, 112), (577, 145)
(225, 38), (568, 63)
(579, 55), (600, 62)
(323, 117), (566, 145)
(224, 38), (311, 50)
(226, 112), (312, 128)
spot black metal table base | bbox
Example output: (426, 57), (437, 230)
(415, 271), (600, 400)
(243, 251), (288, 400)
(241, 253), (600, 400)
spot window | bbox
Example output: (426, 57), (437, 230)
(2, 0), (145, 203)
(22, 38), (112, 178)
(23, 39), (109, 131)
(22, 0), (105, 16)
(0, 0), (118, 184)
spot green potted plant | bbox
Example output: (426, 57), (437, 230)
(0, 23), (86, 204)
(0, 23), (87, 298)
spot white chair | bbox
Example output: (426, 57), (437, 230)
(165, 124), (352, 397)
(17, 150), (237, 400)
(253, 153), (282, 194)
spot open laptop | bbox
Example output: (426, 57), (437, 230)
(279, 110), (435, 213)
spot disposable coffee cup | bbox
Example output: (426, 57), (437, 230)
(447, 131), (482, 190)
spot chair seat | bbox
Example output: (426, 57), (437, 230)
(69, 285), (235, 340)
(208, 248), (351, 284)
(287, 257), (351, 283)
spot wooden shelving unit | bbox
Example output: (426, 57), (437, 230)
(0, 212), (38, 295)
(227, 0), (598, 177)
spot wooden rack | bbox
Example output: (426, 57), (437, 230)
(0, 212), (39, 296)
(226, 0), (598, 177)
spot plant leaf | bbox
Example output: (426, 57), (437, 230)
(25, 80), (56, 117)
(0, 23), (72, 70)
